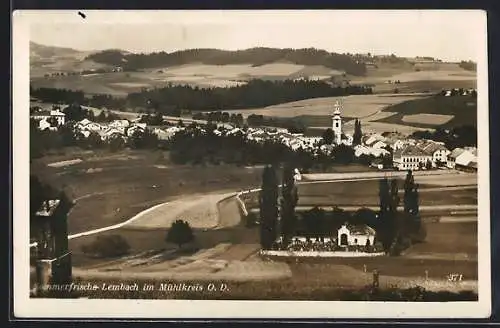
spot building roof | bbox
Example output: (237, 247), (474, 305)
(394, 145), (430, 158)
(50, 110), (65, 116)
(421, 142), (448, 155)
(468, 161), (478, 169)
(340, 223), (376, 236)
(449, 148), (466, 159)
(78, 118), (92, 126)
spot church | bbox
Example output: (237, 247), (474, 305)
(331, 100), (353, 146)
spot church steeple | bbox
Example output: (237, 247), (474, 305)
(332, 100), (343, 145)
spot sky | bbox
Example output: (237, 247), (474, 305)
(27, 10), (486, 62)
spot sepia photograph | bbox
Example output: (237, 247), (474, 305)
(12, 9), (490, 318)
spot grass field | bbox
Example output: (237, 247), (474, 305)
(224, 93), (465, 135)
(375, 94), (477, 129)
(30, 62), (341, 96)
(31, 149), (264, 235)
(401, 113), (454, 125)
(226, 93), (430, 119)
(352, 62), (476, 94)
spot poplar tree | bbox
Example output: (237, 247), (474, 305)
(353, 119), (363, 146)
(403, 170), (426, 243)
(280, 164), (299, 248)
(388, 179), (403, 255)
(378, 178), (391, 252)
(259, 165), (279, 249)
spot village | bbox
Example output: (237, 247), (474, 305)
(30, 90), (478, 174)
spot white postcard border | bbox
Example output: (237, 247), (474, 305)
(12, 10), (491, 319)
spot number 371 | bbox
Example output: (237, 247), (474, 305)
(447, 273), (463, 282)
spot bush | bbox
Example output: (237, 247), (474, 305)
(166, 220), (195, 248)
(81, 234), (130, 258)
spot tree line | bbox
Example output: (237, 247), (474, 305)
(126, 79), (373, 112)
(164, 123), (372, 169)
(192, 111), (244, 126)
(458, 60), (477, 71)
(85, 47), (368, 76)
(410, 125), (477, 150)
(31, 80), (372, 114)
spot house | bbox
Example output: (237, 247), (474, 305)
(126, 123), (147, 137)
(421, 142), (450, 166)
(76, 119), (102, 132)
(109, 119), (130, 129)
(38, 119), (57, 131)
(386, 139), (405, 151)
(30, 109), (66, 127)
(99, 127), (125, 141)
(462, 159), (478, 172)
(447, 148), (476, 169)
(364, 133), (384, 146)
(293, 168), (302, 181)
(372, 140), (387, 149)
(393, 145), (433, 171)
(354, 145), (390, 158)
(153, 128), (173, 140)
(337, 224), (376, 247)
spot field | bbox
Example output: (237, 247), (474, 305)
(225, 90), (476, 134)
(375, 94), (478, 129)
(30, 62), (342, 96)
(401, 114), (454, 125)
(30, 44), (476, 98)
(352, 62), (476, 94)
(31, 149), (264, 235)
(226, 93), (436, 135)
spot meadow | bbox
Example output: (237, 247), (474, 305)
(31, 148), (264, 235)
(375, 94), (478, 129)
(30, 63), (342, 96)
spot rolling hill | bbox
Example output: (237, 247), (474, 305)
(375, 93), (477, 129)
(29, 42), (476, 98)
(30, 42), (112, 78)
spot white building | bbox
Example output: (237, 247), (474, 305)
(76, 119), (102, 132)
(126, 123), (147, 137)
(30, 109), (66, 128)
(421, 142), (450, 165)
(337, 224), (376, 247)
(393, 145), (433, 170)
(109, 119), (130, 129)
(447, 147), (477, 170)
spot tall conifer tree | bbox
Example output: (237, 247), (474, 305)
(403, 170), (426, 242)
(280, 164), (299, 248)
(259, 165), (279, 249)
(353, 119), (363, 146)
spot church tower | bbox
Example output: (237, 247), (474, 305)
(332, 100), (343, 145)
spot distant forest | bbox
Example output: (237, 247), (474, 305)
(85, 47), (368, 76)
(458, 60), (477, 72)
(30, 79), (373, 114)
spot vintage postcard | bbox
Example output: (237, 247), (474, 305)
(12, 10), (491, 318)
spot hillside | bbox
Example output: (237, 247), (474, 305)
(30, 42), (110, 78)
(30, 43), (476, 97)
(85, 47), (368, 76)
(375, 93), (477, 129)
